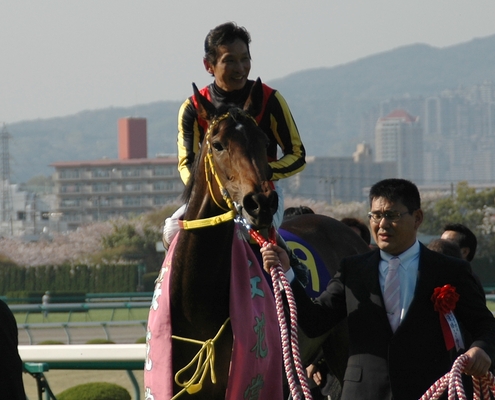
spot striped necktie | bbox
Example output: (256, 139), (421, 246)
(384, 257), (401, 332)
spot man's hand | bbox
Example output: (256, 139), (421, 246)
(306, 363), (323, 386)
(463, 347), (492, 377)
(260, 243), (290, 273)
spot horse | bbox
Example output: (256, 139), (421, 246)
(145, 78), (370, 400)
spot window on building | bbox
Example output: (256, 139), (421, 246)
(92, 168), (110, 178)
(59, 169), (80, 179)
(153, 181), (174, 191)
(154, 195), (178, 205)
(123, 196), (141, 206)
(17, 211), (26, 221)
(62, 213), (81, 222)
(61, 184), (80, 193)
(122, 168), (141, 177)
(152, 166), (174, 176)
(123, 182), (141, 192)
(61, 199), (81, 207)
(92, 183), (110, 192)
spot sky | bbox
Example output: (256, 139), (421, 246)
(2, 0), (495, 124)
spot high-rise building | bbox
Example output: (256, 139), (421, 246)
(280, 143), (396, 203)
(374, 109), (423, 183)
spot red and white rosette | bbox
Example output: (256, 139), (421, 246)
(431, 284), (464, 352)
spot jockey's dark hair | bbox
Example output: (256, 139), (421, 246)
(369, 178), (421, 214)
(204, 22), (251, 65)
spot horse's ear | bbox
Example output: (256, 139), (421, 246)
(192, 83), (217, 121)
(243, 77), (263, 118)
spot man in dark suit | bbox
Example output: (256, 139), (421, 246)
(0, 299), (26, 399)
(262, 178), (495, 400)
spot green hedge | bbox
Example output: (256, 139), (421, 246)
(0, 264), (139, 296)
(57, 382), (131, 400)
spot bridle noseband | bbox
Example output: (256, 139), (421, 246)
(179, 110), (258, 230)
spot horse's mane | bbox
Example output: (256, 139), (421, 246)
(181, 147), (202, 203)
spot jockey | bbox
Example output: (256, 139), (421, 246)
(163, 22), (308, 283)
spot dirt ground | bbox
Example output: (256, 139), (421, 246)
(23, 369), (145, 400)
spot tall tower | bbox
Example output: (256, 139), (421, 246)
(118, 118), (147, 160)
(374, 109), (424, 183)
(0, 123), (13, 234)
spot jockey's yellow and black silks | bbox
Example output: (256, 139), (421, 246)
(177, 79), (306, 184)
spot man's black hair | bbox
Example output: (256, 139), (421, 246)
(443, 223), (477, 261)
(204, 22), (251, 65)
(369, 178), (421, 214)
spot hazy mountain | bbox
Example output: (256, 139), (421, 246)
(7, 34), (495, 184)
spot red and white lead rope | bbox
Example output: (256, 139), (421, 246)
(246, 225), (313, 400)
(420, 354), (495, 400)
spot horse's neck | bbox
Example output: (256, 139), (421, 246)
(171, 221), (234, 321)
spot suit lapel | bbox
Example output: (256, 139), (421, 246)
(362, 250), (390, 322)
(400, 244), (439, 326)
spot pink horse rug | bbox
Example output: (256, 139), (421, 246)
(144, 224), (283, 399)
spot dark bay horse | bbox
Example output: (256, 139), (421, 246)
(157, 78), (279, 399)
(145, 78), (370, 399)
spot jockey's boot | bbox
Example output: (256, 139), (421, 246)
(275, 231), (310, 287)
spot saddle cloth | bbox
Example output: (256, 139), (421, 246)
(144, 224), (283, 399)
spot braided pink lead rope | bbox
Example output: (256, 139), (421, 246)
(420, 354), (495, 400)
(269, 261), (313, 400)
(241, 220), (312, 400)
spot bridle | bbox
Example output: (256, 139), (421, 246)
(179, 110), (258, 230)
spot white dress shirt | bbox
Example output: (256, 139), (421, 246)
(379, 240), (420, 323)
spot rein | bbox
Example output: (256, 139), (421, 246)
(239, 217), (313, 400)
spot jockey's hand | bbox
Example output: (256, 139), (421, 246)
(260, 243), (290, 273)
(463, 346), (492, 377)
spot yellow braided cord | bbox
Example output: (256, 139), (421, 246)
(170, 318), (230, 399)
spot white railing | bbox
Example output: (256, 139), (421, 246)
(20, 344), (146, 400)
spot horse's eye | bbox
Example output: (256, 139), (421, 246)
(212, 142), (224, 151)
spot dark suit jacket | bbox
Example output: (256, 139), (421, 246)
(293, 244), (495, 400)
(0, 299), (26, 400)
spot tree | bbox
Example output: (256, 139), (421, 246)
(420, 182), (495, 258)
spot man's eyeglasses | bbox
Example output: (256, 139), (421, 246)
(367, 210), (410, 223)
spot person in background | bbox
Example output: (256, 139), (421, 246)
(427, 238), (463, 259)
(283, 206), (315, 218)
(42, 290), (51, 318)
(441, 223), (477, 262)
(262, 178), (495, 400)
(340, 217), (371, 246)
(441, 223), (485, 297)
(0, 299), (27, 399)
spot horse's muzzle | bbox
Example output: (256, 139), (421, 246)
(242, 191), (278, 229)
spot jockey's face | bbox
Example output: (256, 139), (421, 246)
(203, 38), (251, 92)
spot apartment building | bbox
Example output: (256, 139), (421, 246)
(51, 118), (183, 230)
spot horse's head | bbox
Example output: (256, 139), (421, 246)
(185, 78), (278, 230)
